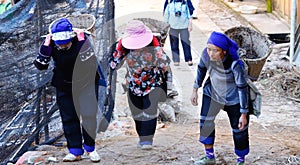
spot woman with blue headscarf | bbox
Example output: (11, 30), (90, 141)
(190, 31), (249, 165)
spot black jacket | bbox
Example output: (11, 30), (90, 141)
(34, 36), (99, 92)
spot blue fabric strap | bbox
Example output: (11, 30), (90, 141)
(83, 143), (95, 152)
(199, 136), (214, 145)
(69, 148), (84, 156)
(97, 64), (107, 87)
(235, 147), (250, 157)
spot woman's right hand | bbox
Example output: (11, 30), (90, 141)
(43, 34), (52, 46)
(190, 91), (198, 106)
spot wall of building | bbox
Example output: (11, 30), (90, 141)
(273, 0), (300, 24)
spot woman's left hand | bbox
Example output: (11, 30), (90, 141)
(73, 28), (85, 41)
(238, 114), (248, 130)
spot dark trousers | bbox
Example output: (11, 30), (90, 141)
(169, 28), (192, 62)
(127, 87), (165, 143)
(199, 95), (250, 156)
(56, 85), (98, 155)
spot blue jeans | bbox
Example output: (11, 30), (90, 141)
(56, 85), (98, 156)
(199, 94), (250, 157)
(169, 28), (192, 63)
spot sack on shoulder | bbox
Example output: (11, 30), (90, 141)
(232, 60), (262, 118)
(247, 79), (261, 117)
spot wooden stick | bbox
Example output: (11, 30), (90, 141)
(10, 0), (14, 6)
(287, 96), (300, 102)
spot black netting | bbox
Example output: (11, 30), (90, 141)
(0, 0), (51, 132)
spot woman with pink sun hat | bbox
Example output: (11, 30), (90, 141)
(110, 20), (170, 150)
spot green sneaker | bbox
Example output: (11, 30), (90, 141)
(237, 162), (245, 165)
(194, 156), (216, 165)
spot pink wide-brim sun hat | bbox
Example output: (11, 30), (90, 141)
(122, 20), (153, 50)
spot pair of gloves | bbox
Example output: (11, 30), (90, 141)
(43, 28), (86, 46)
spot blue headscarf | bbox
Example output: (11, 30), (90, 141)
(207, 31), (239, 60)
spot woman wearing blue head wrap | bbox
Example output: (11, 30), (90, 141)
(207, 31), (239, 61)
(191, 31), (249, 165)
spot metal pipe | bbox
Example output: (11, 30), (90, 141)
(290, 0), (296, 64)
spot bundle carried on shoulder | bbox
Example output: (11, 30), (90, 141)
(225, 26), (273, 81)
(66, 14), (96, 34)
(226, 26), (274, 118)
(49, 14), (96, 35)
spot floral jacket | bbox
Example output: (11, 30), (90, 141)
(110, 36), (170, 96)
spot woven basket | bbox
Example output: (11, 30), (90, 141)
(49, 14), (96, 34)
(135, 18), (170, 47)
(225, 26), (273, 81)
(66, 14), (96, 34)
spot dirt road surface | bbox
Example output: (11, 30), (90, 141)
(18, 0), (300, 165)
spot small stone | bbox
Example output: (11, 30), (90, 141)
(47, 156), (59, 163)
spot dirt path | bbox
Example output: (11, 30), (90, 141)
(95, 0), (300, 164)
(19, 0), (300, 164)
(92, 0), (300, 165)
